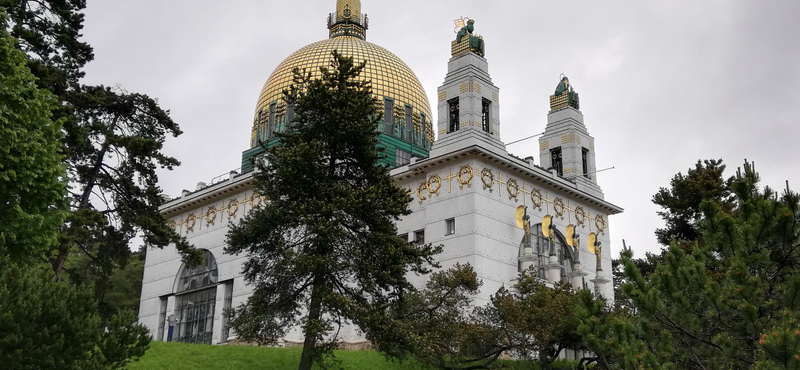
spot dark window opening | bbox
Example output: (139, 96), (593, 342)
(396, 148), (411, 167)
(268, 103), (276, 138)
(399, 233), (408, 243)
(405, 105), (413, 141)
(448, 98), (460, 133)
(415, 229), (425, 245)
(482, 99), (491, 133)
(420, 113), (427, 148)
(582, 147), (590, 178)
(384, 98), (394, 135)
(446, 218), (455, 235)
(550, 147), (563, 177)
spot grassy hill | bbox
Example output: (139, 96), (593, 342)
(127, 341), (580, 370)
(126, 342), (432, 370)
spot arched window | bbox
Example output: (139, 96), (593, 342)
(175, 250), (219, 344)
(522, 224), (576, 282)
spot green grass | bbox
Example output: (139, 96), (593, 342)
(126, 341), (433, 370)
(127, 342), (582, 370)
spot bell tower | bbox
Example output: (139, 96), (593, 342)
(538, 75), (604, 198)
(430, 18), (505, 156)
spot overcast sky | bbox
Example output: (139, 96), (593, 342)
(80, 0), (800, 258)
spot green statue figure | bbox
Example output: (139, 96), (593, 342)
(455, 19), (485, 56)
(554, 75), (580, 110)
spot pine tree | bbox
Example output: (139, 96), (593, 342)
(225, 51), (440, 370)
(581, 161), (800, 370)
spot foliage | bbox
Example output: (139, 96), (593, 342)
(653, 159), (732, 246)
(225, 51), (440, 370)
(380, 265), (594, 370)
(582, 161), (800, 369)
(0, 266), (150, 370)
(0, 13), (66, 266)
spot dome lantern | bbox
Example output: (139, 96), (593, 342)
(328, 0), (368, 40)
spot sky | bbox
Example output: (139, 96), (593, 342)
(80, 0), (800, 258)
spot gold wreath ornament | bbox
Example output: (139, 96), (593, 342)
(553, 198), (565, 218)
(250, 192), (263, 208)
(428, 175), (442, 196)
(185, 213), (197, 231)
(595, 215), (606, 233)
(481, 168), (494, 190)
(574, 206), (586, 226)
(206, 206), (217, 225)
(228, 199), (240, 218)
(168, 220), (177, 230)
(417, 182), (428, 205)
(507, 179), (520, 202)
(531, 189), (543, 209)
(458, 165), (473, 189)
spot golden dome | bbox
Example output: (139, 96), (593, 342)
(251, 36), (433, 145)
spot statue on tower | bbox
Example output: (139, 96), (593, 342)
(451, 18), (485, 57)
(550, 74), (580, 110)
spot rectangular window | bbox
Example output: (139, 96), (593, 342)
(481, 99), (491, 133)
(157, 297), (168, 341)
(414, 229), (425, 245)
(446, 218), (455, 235)
(220, 281), (234, 343)
(286, 103), (295, 128)
(420, 113), (427, 148)
(405, 105), (413, 141)
(175, 287), (217, 344)
(399, 233), (408, 243)
(582, 148), (590, 178)
(550, 147), (563, 177)
(395, 148), (411, 167)
(448, 98), (460, 133)
(384, 98), (394, 135)
(268, 103), (276, 138)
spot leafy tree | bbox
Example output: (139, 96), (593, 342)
(653, 159), (732, 246)
(0, 12), (65, 266)
(3, 1), (198, 317)
(581, 161), (800, 369)
(225, 51), (440, 370)
(0, 267), (150, 370)
(380, 266), (594, 370)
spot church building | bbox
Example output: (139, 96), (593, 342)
(137, 0), (623, 347)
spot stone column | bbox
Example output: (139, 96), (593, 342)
(545, 239), (562, 284)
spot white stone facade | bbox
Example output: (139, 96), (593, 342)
(138, 51), (622, 346)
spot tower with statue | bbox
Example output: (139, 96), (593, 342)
(136, 1), (622, 357)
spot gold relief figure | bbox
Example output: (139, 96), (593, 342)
(427, 175), (442, 196)
(458, 165), (474, 189)
(507, 179), (520, 202)
(481, 168), (494, 190)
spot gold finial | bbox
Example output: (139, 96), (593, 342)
(337, 0), (361, 21)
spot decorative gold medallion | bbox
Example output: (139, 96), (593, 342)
(574, 206), (586, 227)
(427, 175), (442, 196)
(507, 179), (520, 202)
(553, 198), (565, 218)
(457, 165), (473, 189)
(185, 213), (197, 232)
(206, 206), (217, 225)
(595, 215), (606, 233)
(417, 182), (428, 205)
(481, 168), (494, 190)
(228, 199), (239, 218)
(531, 189), (543, 210)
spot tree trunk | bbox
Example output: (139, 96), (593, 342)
(298, 276), (325, 370)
